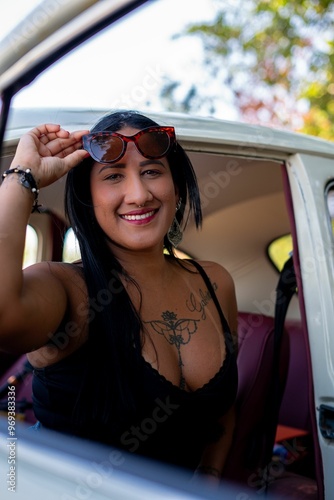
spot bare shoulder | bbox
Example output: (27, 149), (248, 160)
(193, 260), (235, 291)
(25, 260), (85, 290)
(180, 258), (236, 314)
(25, 261), (88, 367)
(0, 260), (88, 355)
(25, 259), (82, 275)
(25, 259), (88, 318)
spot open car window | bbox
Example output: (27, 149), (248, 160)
(7, 0), (217, 117)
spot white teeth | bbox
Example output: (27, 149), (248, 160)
(122, 210), (155, 221)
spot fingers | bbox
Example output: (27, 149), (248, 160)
(54, 138), (87, 160)
(47, 129), (91, 174)
(61, 148), (90, 171)
(51, 132), (90, 159)
(30, 123), (63, 139)
(31, 124), (88, 142)
(58, 131), (91, 169)
(33, 126), (90, 158)
(10, 124), (91, 189)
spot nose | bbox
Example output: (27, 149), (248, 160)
(120, 142), (154, 206)
(123, 169), (153, 207)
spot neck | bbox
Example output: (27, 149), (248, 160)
(113, 246), (175, 285)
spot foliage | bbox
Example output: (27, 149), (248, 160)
(160, 0), (334, 139)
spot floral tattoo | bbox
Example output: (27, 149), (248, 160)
(144, 310), (200, 390)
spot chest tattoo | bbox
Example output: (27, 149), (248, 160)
(144, 310), (200, 390)
(186, 283), (217, 320)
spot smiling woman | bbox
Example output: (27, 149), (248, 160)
(87, 126), (178, 252)
(2, 1), (334, 499)
(0, 108), (238, 485)
(2, 106), (333, 499)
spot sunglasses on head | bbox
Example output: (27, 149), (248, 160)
(82, 126), (176, 164)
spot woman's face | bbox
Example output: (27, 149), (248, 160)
(90, 126), (178, 253)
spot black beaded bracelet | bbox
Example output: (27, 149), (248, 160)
(2, 167), (41, 212)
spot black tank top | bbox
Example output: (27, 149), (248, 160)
(32, 261), (238, 471)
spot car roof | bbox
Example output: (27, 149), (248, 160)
(5, 107), (334, 160)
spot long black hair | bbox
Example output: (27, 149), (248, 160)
(65, 110), (202, 435)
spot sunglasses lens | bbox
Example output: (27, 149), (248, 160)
(137, 130), (171, 158)
(90, 135), (124, 163)
(86, 127), (174, 163)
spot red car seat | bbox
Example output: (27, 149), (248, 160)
(222, 312), (318, 498)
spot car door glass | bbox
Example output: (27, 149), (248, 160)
(10, 0), (216, 115)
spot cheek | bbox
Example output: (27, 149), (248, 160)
(159, 187), (176, 211)
(91, 182), (118, 209)
(162, 188), (175, 200)
(160, 177), (177, 201)
(165, 191), (178, 221)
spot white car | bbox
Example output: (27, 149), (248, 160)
(0, 1), (333, 499)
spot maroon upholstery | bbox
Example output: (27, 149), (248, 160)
(223, 312), (289, 490)
(279, 319), (311, 432)
(222, 312), (318, 499)
(267, 472), (318, 499)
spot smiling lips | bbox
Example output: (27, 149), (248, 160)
(120, 209), (157, 222)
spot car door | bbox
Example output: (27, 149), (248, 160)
(285, 152), (334, 499)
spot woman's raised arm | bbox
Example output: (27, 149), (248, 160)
(0, 124), (89, 353)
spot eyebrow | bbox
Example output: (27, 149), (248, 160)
(98, 159), (166, 174)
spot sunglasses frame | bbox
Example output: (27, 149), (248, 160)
(82, 126), (176, 164)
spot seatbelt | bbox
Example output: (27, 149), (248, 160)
(264, 255), (297, 464)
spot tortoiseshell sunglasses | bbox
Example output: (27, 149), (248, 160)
(82, 126), (176, 164)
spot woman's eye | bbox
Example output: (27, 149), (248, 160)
(105, 173), (122, 181)
(142, 169), (161, 177)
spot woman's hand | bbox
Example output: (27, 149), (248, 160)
(10, 123), (90, 188)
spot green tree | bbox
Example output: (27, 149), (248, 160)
(160, 0), (334, 139)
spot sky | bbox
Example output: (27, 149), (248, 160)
(0, 0), (238, 117)
(0, 0), (44, 40)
